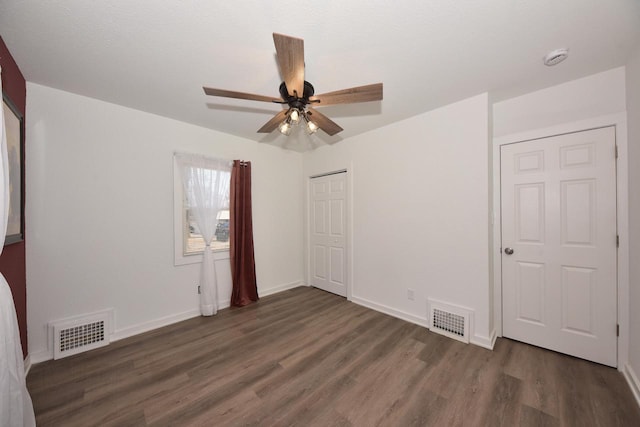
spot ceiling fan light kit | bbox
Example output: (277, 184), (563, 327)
(289, 108), (300, 124)
(203, 33), (383, 138)
(276, 107), (319, 135)
(278, 118), (292, 136)
(303, 113), (319, 135)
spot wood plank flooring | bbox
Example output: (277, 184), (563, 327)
(27, 287), (640, 426)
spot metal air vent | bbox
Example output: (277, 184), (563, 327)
(428, 299), (471, 343)
(50, 309), (113, 359)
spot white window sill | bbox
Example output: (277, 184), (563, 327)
(174, 248), (230, 266)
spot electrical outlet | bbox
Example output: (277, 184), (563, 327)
(407, 288), (415, 301)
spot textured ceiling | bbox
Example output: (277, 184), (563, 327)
(1, 0), (639, 151)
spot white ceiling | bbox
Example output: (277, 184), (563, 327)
(1, 0), (639, 151)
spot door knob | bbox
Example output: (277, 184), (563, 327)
(504, 247), (514, 255)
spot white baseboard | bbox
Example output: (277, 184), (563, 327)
(30, 349), (53, 364)
(111, 308), (201, 342)
(471, 328), (497, 350)
(31, 307), (204, 363)
(111, 282), (303, 342)
(623, 363), (640, 409)
(24, 355), (31, 375)
(29, 281), (306, 364)
(351, 295), (430, 329)
(260, 281), (305, 297)
(490, 328), (498, 348)
(352, 295), (497, 351)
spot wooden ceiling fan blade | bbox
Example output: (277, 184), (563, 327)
(307, 107), (343, 136)
(203, 87), (281, 103)
(310, 83), (383, 106)
(257, 110), (288, 133)
(273, 33), (305, 98)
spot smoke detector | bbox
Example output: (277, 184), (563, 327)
(544, 48), (569, 66)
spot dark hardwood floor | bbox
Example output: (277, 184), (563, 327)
(27, 287), (640, 426)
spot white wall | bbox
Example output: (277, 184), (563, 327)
(493, 67), (626, 138)
(25, 64), (635, 370)
(626, 45), (640, 398)
(303, 94), (493, 347)
(492, 66), (630, 369)
(26, 83), (304, 361)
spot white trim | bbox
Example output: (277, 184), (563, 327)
(492, 112), (629, 369)
(493, 113), (627, 146)
(111, 282), (303, 342)
(111, 308), (200, 342)
(623, 363), (640, 409)
(348, 161), (354, 302)
(353, 294), (496, 350)
(28, 282), (305, 364)
(471, 329), (497, 350)
(31, 307), (204, 362)
(174, 247), (231, 266)
(260, 281), (306, 297)
(492, 129), (503, 339)
(24, 355), (31, 375)
(30, 349), (53, 364)
(351, 295), (430, 329)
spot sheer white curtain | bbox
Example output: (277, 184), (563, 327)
(175, 153), (230, 316)
(0, 66), (36, 426)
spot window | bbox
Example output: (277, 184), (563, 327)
(183, 179), (230, 254)
(174, 154), (231, 265)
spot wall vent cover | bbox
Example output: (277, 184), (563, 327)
(50, 310), (112, 359)
(428, 299), (471, 343)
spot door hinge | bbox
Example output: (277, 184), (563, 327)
(617, 235), (620, 248)
(617, 324), (620, 337)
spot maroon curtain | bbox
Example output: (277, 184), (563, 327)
(230, 160), (258, 307)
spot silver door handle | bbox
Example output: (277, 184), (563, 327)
(504, 247), (514, 255)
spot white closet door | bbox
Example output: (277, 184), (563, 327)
(310, 173), (347, 297)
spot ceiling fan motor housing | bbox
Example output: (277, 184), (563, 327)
(279, 81), (315, 110)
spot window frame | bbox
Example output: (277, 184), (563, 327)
(173, 155), (230, 266)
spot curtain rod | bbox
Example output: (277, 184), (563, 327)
(174, 152), (251, 167)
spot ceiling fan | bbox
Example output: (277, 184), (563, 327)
(203, 33), (383, 137)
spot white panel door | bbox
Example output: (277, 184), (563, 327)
(501, 127), (617, 366)
(310, 172), (347, 297)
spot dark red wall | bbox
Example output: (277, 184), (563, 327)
(0, 36), (27, 357)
